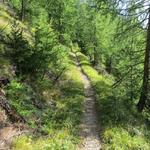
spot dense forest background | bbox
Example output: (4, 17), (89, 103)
(0, 0), (150, 149)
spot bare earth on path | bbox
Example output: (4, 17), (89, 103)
(77, 65), (102, 150)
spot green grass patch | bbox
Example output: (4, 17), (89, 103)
(12, 131), (76, 150)
(0, 6), (32, 41)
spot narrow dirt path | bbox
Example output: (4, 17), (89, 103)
(77, 64), (101, 150)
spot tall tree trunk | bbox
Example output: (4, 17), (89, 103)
(93, 23), (99, 67)
(137, 10), (150, 112)
(20, 0), (25, 21)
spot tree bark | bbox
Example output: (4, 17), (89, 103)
(137, 10), (150, 112)
(106, 56), (112, 74)
(20, 0), (25, 21)
(93, 46), (99, 66)
(93, 24), (98, 67)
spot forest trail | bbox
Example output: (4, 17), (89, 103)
(77, 63), (101, 150)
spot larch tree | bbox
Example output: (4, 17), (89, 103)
(20, 0), (25, 21)
(137, 8), (150, 112)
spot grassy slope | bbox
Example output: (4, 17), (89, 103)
(0, 6), (85, 149)
(0, 5), (13, 78)
(0, 4), (32, 79)
(0, 4), (32, 42)
(76, 51), (150, 150)
(11, 61), (84, 150)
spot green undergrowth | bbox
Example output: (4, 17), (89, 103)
(1, 40), (81, 148)
(12, 132), (76, 150)
(0, 6), (85, 149)
(0, 5), (32, 40)
(76, 51), (150, 150)
(2, 54), (84, 149)
(0, 6), (12, 33)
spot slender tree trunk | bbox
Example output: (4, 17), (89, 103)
(137, 10), (150, 112)
(93, 23), (98, 66)
(93, 46), (98, 66)
(106, 56), (112, 74)
(130, 65), (133, 101)
(129, 42), (134, 101)
(20, 0), (25, 21)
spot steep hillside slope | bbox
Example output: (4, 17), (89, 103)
(0, 5), (85, 149)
